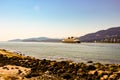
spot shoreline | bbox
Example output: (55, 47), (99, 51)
(0, 49), (120, 80)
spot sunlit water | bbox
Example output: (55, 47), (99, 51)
(0, 42), (120, 64)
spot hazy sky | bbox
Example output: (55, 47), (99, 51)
(0, 0), (120, 41)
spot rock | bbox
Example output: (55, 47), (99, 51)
(87, 65), (96, 70)
(94, 63), (103, 69)
(50, 61), (55, 66)
(18, 70), (22, 74)
(62, 73), (72, 79)
(45, 71), (50, 74)
(88, 70), (96, 75)
(100, 77), (104, 80)
(97, 70), (104, 76)
(94, 71), (98, 76)
(109, 74), (117, 79)
(87, 61), (93, 63)
(103, 75), (108, 79)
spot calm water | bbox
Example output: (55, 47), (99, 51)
(0, 42), (120, 64)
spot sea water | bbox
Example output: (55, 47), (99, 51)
(0, 42), (120, 64)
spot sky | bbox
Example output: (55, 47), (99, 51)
(0, 0), (120, 41)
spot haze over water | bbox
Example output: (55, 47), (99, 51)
(0, 42), (120, 64)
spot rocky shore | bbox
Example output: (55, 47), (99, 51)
(0, 49), (120, 80)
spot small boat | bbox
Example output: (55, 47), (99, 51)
(62, 37), (80, 43)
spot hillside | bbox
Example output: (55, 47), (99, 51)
(79, 27), (120, 43)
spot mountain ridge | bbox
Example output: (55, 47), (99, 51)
(79, 27), (120, 42)
(8, 37), (62, 42)
(8, 26), (120, 43)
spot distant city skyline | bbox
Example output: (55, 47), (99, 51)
(0, 0), (120, 41)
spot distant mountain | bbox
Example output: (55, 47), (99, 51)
(8, 39), (22, 42)
(79, 27), (120, 42)
(8, 37), (62, 42)
(9, 27), (120, 43)
(22, 37), (50, 42)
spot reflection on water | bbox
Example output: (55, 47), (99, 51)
(0, 42), (120, 64)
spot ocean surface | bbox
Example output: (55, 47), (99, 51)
(0, 42), (120, 64)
